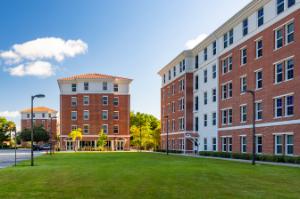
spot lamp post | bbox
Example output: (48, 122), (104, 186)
(246, 90), (256, 165)
(50, 116), (57, 155)
(164, 115), (169, 155)
(31, 94), (46, 166)
(14, 128), (17, 167)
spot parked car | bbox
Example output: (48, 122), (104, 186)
(39, 143), (51, 151)
(32, 144), (41, 151)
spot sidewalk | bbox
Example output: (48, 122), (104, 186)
(157, 152), (300, 168)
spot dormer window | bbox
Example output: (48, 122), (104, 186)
(114, 84), (119, 92)
(84, 82), (89, 91)
(72, 84), (77, 92)
(103, 82), (108, 91)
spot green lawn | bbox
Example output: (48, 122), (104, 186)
(0, 152), (299, 199)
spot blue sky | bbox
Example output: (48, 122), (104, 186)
(0, 0), (251, 129)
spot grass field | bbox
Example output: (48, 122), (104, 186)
(0, 152), (299, 199)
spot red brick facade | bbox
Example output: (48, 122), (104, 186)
(218, 10), (300, 156)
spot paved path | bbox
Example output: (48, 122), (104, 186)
(0, 149), (43, 169)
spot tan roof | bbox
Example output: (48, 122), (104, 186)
(58, 73), (132, 81)
(21, 106), (57, 113)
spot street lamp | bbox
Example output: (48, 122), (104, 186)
(31, 94), (45, 166)
(49, 116), (57, 155)
(164, 115), (169, 155)
(246, 89), (256, 165)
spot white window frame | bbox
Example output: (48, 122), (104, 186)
(256, 135), (263, 154)
(83, 110), (89, 120)
(255, 101), (263, 121)
(212, 88), (217, 102)
(274, 97), (283, 118)
(71, 111), (77, 121)
(83, 96), (89, 106)
(83, 124), (89, 134)
(286, 22), (294, 44)
(102, 110), (108, 120)
(102, 96), (108, 106)
(275, 134), (283, 155)
(256, 39), (263, 59)
(285, 134), (294, 155)
(241, 48), (247, 65)
(285, 58), (294, 81)
(275, 28), (284, 50)
(240, 75), (247, 94)
(240, 136), (247, 153)
(113, 125), (119, 134)
(240, 104), (247, 123)
(285, 95), (294, 116)
(204, 114), (208, 127)
(102, 124), (108, 134)
(275, 62), (283, 84)
(255, 69), (263, 90)
(113, 111), (119, 120)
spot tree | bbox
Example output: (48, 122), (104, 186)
(0, 117), (16, 148)
(20, 126), (50, 143)
(130, 112), (161, 150)
(68, 128), (83, 152)
(97, 129), (108, 151)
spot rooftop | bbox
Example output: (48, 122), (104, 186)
(21, 106), (57, 113)
(58, 73), (132, 81)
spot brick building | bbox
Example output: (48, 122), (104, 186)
(159, 0), (300, 156)
(158, 51), (198, 153)
(57, 73), (132, 151)
(20, 106), (58, 139)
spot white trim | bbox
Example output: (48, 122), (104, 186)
(273, 18), (294, 31)
(272, 132), (294, 135)
(219, 119), (300, 131)
(273, 55), (295, 65)
(273, 92), (294, 99)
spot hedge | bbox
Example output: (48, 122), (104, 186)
(199, 151), (300, 164)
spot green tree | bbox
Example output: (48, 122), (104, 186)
(97, 129), (108, 151)
(68, 128), (83, 152)
(0, 117), (16, 148)
(20, 126), (50, 143)
(130, 112), (161, 150)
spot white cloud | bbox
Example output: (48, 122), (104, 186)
(185, 33), (208, 49)
(0, 111), (20, 118)
(7, 61), (55, 78)
(1, 37), (88, 78)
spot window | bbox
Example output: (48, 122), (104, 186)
(102, 124), (108, 134)
(223, 33), (228, 48)
(83, 110), (89, 120)
(241, 48), (247, 65)
(172, 101), (175, 113)
(275, 135), (283, 154)
(229, 29), (234, 45)
(275, 98), (283, 117)
(172, 119), (175, 132)
(83, 125), (89, 134)
(71, 97), (77, 107)
(72, 84), (77, 92)
(212, 112), (216, 126)
(179, 79), (185, 91)
(228, 137), (232, 152)
(286, 134), (294, 155)
(256, 136), (263, 154)
(222, 137), (233, 152)
(113, 97), (119, 106)
(71, 111), (77, 120)
(41, 113), (45, 118)
(277, 0), (285, 15)
(195, 55), (199, 69)
(256, 39), (263, 58)
(83, 96), (89, 106)
(195, 117), (199, 131)
(71, 125), (77, 131)
(102, 96), (108, 105)
(222, 137), (227, 152)
(173, 66), (176, 77)
(288, 0), (295, 8)
(102, 110), (108, 120)
(255, 70), (263, 89)
(275, 28), (284, 49)
(212, 138), (217, 151)
(179, 62), (183, 72)
(163, 74), (166, 84)
(212, 88), (217, 102)
(286, 22), (294, 44)
(257, 7), (264, 27)
(240, 105), (247, 123)
(204, 92), (208, 105)
(84, 82), (89, 91)
(243, 18), (248, 36)
(114, 84), (119, 92)
(221, 82), (232, 100)
(182, 59), (185, 71)
(102, 82), (108, 91)
(27, 114), (30, 118)
(179, 117), (185, 130)
(285, 59), (294, 81)
(213, 41), (217, 55)
(168, 70), (171, 80)
(178, 98), (185, 111)
(194, 96), (199, 111)
(221, 108), (232, 125)
(204, 48), (208, 61)
(222, 56), (232, 74)
(204, 114), (208, 127)
(113, 111), (119, 120)
(275, 63), (283, 83)
(240, 136), (247, 153)
(195, 75), (199, 90)
(240, 76), (247, 94)
(204, 69), (208, 83)
(204, 138), (208, 151)
(113, 125), (119, 134)
(286, 95), (294, 116)
(256, 101), (263, 120)
(212, 65), (216, 79)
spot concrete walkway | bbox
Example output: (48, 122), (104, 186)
(157, 152), (300, 168)
(0, 149), (43, 169)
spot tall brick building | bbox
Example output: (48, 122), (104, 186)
(58, 73), (132, 151)
(159, 0), (300, 156)
(20, 106), (58, 139)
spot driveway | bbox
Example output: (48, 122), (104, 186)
(0, 149), (43, 168)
